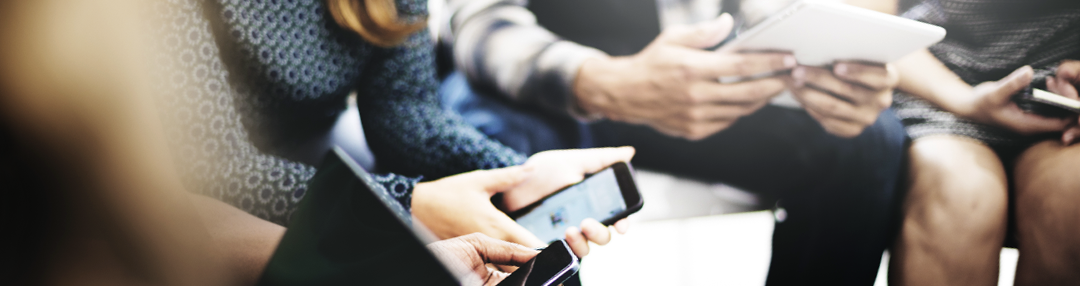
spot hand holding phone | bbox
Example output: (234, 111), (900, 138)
(497, 240), (580, 286)
(510, 162), (643, 244)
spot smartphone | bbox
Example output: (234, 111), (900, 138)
(1014, 87), (1080, 118)
(497, 240), (580, 286)
(509, 162), (643, 244)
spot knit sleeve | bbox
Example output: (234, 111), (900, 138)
(355, 30), (527, 180)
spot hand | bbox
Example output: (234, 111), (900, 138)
(1047, 60), (1080, 144)
(501, 147), (636, 257)
(958, 66), (1072, 135)
(574, 14), (796, 140)
(790, 61), (898, 138)
(411, 166), (547, 250)
(427, 233), (538, 286)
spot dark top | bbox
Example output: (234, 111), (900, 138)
(158, 0), (525, 225)
(894, 0), (1080, 151)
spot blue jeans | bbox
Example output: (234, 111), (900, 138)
(440, 72), (908, 285)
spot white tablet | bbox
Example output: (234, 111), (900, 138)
(719, 0), (946, 66)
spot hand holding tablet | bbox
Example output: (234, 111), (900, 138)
(718, 0), (946, 67)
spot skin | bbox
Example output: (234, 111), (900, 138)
(411, 147), (636, 257)
(427, 233), (539, 286)
(573, 13), (898, 141)
(891, 48), (1080, 285)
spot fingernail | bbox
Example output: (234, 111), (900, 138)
(792, 67), (805, 87)
(1065, 132), (1075, 144)
(835, 63), (847, 76)
(784, 55), (797, 68)
(792, 67), (804, 78)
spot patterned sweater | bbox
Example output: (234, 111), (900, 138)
(158, 0), (525, 225)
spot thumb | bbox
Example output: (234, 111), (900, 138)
(659, 13), (734, 48)
(491, 214), (547, 249)
(573, 146), (637, 174)
(473, 165), (532, 195)
(464, 233), (539, 267)
(989, 65), (1034, 105)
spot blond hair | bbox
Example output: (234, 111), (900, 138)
(327, 0), (427, 47)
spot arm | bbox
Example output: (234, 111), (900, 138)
(445, 0), (795, 140)
(895, 49), (1072, 135)
(442, 0), (607, 120)
(357, 30), (526, 180)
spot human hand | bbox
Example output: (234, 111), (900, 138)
(789, 61), (898, 138)
(411, 166), (547, 250)
(574, 14), (796, 140)
(1047, 60), (1080, 144)
(501, 147), (635, 257)
(427, 233), (538, 286)
(958, 66), (1072, 135)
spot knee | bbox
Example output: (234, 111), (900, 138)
(905, 138), (1008, 239)
(1015, 141), (1080, 235)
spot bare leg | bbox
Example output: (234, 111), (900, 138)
(190, 195), (285, 285)
(890, 136), (1008, 286)
(1014, 140), (1080, 286)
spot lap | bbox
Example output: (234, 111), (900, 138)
(593, 106), (907, 203)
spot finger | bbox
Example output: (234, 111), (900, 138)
(564, 226), (591, 257)
(683, 77), (786, 104)
(558, 146), (637, 174)
(793, 66), (876, 105)
(676, 120), (737, 141)
(1063, 124), (1080, 145)
(792, 86), (876, 125)
(1001, 104), (1071, 134)
(833, 61), (898, 91)
(1048, 77), (1080, 100)
(484, 270), (512, 286)
(463, 233), (539, 267)
(471, 165), (532, 195)
(1056, 60), (1080, 84)
(492, 214), (547, 248)
(804, 107), (865, 138)
(579, 218), (612, 245)
(988, 66), (1034, 105)
(613, 219), (630, 234)
(658, 13), (734, 48)
(678, 50), (796, 78)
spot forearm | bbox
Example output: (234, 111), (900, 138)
(359, 32), (526, 179)
(896, 49), (977, 116)
(190, 194), (284, 286)
(444, 0), (606, 119)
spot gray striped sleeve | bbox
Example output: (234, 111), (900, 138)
(441, 0), (607, 121)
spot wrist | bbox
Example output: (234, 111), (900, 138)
(572, 56), (620, 120)
(934, 81), (981, 119)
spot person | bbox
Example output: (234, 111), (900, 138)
(0, 1), (541, 285)
(439, 0), (907, 284)
(153, 0), (628, 269)
(888, 1), (1080, 285)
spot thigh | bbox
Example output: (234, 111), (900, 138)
(593, 106), (907, 200)
(1014, 140), (1080, 247)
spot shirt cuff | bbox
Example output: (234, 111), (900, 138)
(530, 40), (608, 122)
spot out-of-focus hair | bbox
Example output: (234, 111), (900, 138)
(327, 0), (427, 47)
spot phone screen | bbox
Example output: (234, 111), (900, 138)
(527, 240), (579, 286)
(514, 168), (627, 243)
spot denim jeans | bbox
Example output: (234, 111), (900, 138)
(440, 72), (908, 285)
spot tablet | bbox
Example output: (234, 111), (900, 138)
(718, 0), (946, 66)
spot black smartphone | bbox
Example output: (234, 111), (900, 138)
(497, 240), (580, 286)
(1012, 74), (1080, 118)
(509, 162), (643, 243)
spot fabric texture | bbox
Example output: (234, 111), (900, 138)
(895, 0), (1080, 152)
(441, 0), (609, 120)
(157, 0), (523, 225)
